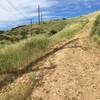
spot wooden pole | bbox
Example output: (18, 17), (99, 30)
(38, 4), (41, 25)
(30, 18), (33, 36)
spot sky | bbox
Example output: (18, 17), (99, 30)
(0, 0), (100, 30)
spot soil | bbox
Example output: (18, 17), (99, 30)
(30, 18), (100, 100)
(0, 17), (100, 100)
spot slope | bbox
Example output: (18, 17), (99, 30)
(0, 11), (100, 100)
(29, 12), (100, 100)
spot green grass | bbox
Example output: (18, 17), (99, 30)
(91, 15), (100, 35)
(0, 35), (51, 74)
(91, 15), (100, 44)
(0, 19), (68, 44)
(0, 18), (88, 44)
(0, 18), (88, 74)
(51, 21), (88, 43)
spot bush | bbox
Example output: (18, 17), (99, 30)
(0, 31), (4, 34)
(20, 31), (27, 39)
(34, 30), (40, 34)
(91, 15), (100, 36)
(62, 18), (66, 20)
(49, 30), (57, 36)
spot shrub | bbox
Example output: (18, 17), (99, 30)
(49, 30), (57, 36)
(34, 30), (40, 34)
(0, 31), (4, 34)
(91, 15), (100, 36)
(20, 31), (27, 39)
(62, 18), (66, 20)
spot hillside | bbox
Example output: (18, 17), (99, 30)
(0, 11), (100, 100)
(91, 15), (100, 44)
(0, 17), (88, 74)
(0, 18), (85, 45)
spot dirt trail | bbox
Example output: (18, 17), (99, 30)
(0, 17), (100, 100)
(29, 18), (100, 100)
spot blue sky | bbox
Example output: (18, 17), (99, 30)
(0, 0), (100, 30)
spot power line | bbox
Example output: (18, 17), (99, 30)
(0, 0), (43, 30)
(5, 0), (31, 32)
(6, 0), (26, 18)
(5, 0), (36, 33)
(0, 0), (27, 23)
(0, 6), (21, 20)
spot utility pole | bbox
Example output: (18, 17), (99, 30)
(40, 8), (43, 23)
(38, 4), (41, 25)
(30, 18), (33, 36)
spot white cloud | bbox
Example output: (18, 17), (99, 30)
(0, 0), (57, 23)
(0, 0), (100, 30)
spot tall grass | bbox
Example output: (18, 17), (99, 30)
(91, 15), (100, 44)
(0, 20), (88, 74)
(0, 35), (51, 74)
(51, 21), (88, 44)
(91, 15), (100, 35)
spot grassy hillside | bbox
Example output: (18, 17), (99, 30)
(0, 19), (69, 45)
(0, 18), (89, 45)
(91, 15), (100, 44)
(0, 11), (100, 100)
(0, 17), (88, 74)
(0, 13), (99, 100)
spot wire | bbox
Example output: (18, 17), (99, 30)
(0, 7), (19, 23)
(0, 0), (40, 28)
(6, 0), (26, 18)
(0, 5), (20, 18)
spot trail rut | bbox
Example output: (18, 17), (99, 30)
(0, 17), (100, 100)
(29, 19), (100, 100)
